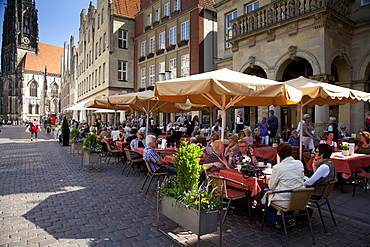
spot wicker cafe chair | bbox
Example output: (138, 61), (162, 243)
(141, 159), (169, 194)
(353, 166), (370, 196)
(123, 148), (144, 176)
(308, 180), (337, 233)
(208, 174), (252, 225)
(105, 143), (121, 164)
(261, 188), (315, 247)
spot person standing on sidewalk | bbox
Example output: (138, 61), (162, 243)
(267, 110), (279, 144)
(29, 119), (40, 141)
(236, 111), (244, 134)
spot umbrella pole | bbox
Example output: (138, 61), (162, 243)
(221, 109), (226, 142)
(146, 113), (150, 135)
(114, 110), (117, 127)
(299, 104), (303, 161)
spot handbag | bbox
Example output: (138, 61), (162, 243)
(240, 165), (264, 178)
(25, 126), (30, 133)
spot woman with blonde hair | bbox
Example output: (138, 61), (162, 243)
(355, 131), (370, 154)
(242, 128), (254, 145)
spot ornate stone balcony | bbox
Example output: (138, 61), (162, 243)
(230, 0), (354, 40)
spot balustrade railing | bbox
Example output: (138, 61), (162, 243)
(230, 0), (353, 39)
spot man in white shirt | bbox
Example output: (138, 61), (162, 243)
(176, 114), (186, 126)
(111, 127), (120, 142)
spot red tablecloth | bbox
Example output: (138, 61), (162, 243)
(163, 154), (206, 165)
(135, 147), (177, 156)
(253, 146), (299, 161)
(306, 153), (370, 179)
(101, 138), (113, 143)
(115, 141), (129, 152)
(219, 169), (268, 197)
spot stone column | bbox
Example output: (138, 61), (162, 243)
(314, 105), (329, 138)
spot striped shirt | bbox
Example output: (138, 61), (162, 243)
(143, 146), (161, 172)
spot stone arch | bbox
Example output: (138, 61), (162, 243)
(240, 59), (270, 79)
(328, 49), (352, 82)
(27, 78), (38, 87)
(275, 49), (321, 81)
(51, 82), (59, 95)
(357, 49), (370, 81)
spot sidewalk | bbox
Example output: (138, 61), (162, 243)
(0, 126), (369, 246)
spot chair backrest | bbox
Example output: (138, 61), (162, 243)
(159, 151), (174, 159)
(320, 180), (337, 200)
(124, 148), (133, 162)
(106, 143), (113, 152)
(208, 174), (225, 194)
(143, 159), (154, 174)
(286, 188), (314, 211)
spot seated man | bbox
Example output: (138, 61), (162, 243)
(143, 134), (176, 175)
(261, 143), (305, 229)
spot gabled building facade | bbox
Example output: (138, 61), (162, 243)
(76, 0), (140, 124)
(215, 0), (370, 135)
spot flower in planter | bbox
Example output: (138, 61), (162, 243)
(238, 155), (251, 166)
(159, 141), (222, 211)
(146, 86), (154, 90)
(82, 133), (102, 154)
(138, 87), (146, 92)
(341, 143), (350, 150)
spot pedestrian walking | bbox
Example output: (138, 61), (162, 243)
(29, 118), (40, 141)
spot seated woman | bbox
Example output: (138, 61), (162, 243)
(242, 128), (254, 145)
(117, 127), (126, 142)
(288, 130), (300, 147)
(355, 131), (370, 154)
(203, 140), (232, 176)
(99, 127), (111, 139)
(229, 140), (258, 167)
(304, 144), (337, 199)
(224, 135), (239, 157)
(319, 131), (337, 151)
(261, 143), (305, 229)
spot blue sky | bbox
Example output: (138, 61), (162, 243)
(0, 0), (97, 48)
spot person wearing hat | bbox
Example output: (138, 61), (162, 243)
(338, 125), (349, 139)
(301, 114), (316, 152)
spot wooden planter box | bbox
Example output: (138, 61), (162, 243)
(161, 196), (218, 235)
(138, 56), (146, 62)
(152, 21), (160, 27)
(177, 40), (189, 47)
(145, 25), (152, 31)
(171, 10), (180, 17)
(147, 53), (155, 59)
(161, 16), (169, 22)
(166, 44), (176, 52)
(156, 49), (165, 55)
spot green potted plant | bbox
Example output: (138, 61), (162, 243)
(156, 48), (165, 55)
(70, 128), (83, 154)
(61, 116), (70, 146)
(146, 85), (154, 91)
(138, 56), (146, 62)
(341, 143), (350, 156)
(159, 141), (221, 235)
(82, 133), (102, 169)
(138, 87), (146, 92)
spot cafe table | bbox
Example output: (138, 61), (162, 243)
(101, 138), (113, 143)
(135, 147), (177, 156)
(163, 154), (206, 165)
(306, 152), (370, 179)
(253, 146), (300, 161)
(219, 169), (270, 197)
(115, 141), (129, 152)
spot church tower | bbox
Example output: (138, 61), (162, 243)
(0, 0), (39, 122)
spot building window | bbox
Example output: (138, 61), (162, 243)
(149, 37), (155, 53)
(141, 41), (146, 57)
(103, 33), (106, 51)
(95, 43), (98, 59)
(147, 13), (152, 26)
(245, 1), (259, 13)
(118, 61), (127, 81)
(363, 0), (370, 5)
(99, 38), (102, 55)
(180, 54), (189, 77)
(101, 8), (104, 24)
(158, 62), (165, 74)
(118, 30), (128, 49)
(169, 27), (177, 45)
(35, 105), (39, 114)
(30, 81), (37, 97)
(28, 104), (33, 114)
(226, 11), (237, 48)
(164, 3), (170, 16)
(51, 83), (58, 95)
(169, 58), (176, 79)
(141, 68), (147, 88)
(174, 0), (181, 11)
(180, 21), (189, 41)
(103, 63), (106, 83)
(159, 32), (166, 49)
(149, 65), (155, 86)
(155, 8), (161, 22)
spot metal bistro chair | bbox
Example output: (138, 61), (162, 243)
(105, 143), (122, 164)
(141, 159), (169, 194)
(208, 174), (252, 225)
(123, 148), (144, 176)
(308, 180), (338, 233)
(261, 188), (315, 247)
(353, 166), (370, 196)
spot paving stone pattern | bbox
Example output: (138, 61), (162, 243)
(0, 126), (369, 246)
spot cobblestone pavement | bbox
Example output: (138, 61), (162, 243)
(0, 125), (369, 247)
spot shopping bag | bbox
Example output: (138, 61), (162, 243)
(25, 126), (30, 133)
